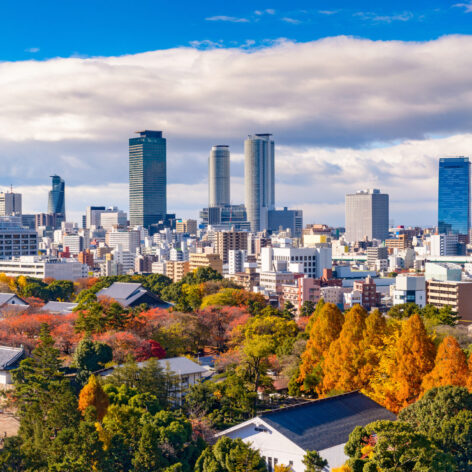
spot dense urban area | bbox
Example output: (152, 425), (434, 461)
(0, 133), (471, 471)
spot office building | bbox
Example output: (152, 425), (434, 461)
(425, 262), (462, 282)
(245, 134), (275, 232)
(106, 230), (140, 254)
(86, 206), (106, 228)
(438, 157), (470, 235)
(268, 208), (304, 238)
(63, 235), (83, 255)
(35, 213), (56, 230)
(176, 219), (197, 235)
(200, 204), (249, 230)
(345, 189), (389, 242)
(430, 233), (462, 256)
(48, 175), (65, 227)
(366, 247), (388, 268)
(129, 130), (167, 228)
(101, 208), (128, 231)
(228, 249), (246, 275)
(209, 145), (230, 207)
(392, 275), (426, 307)
(0, 192), (21, 216)
(0, 217), (38, 260)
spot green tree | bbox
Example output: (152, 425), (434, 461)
(195, 437), (267, 472)
(387, 303), (419, 320)
(132, 422), (165, 472)
(300, 300), (316, 319)
(74, 336), (113, 384)
(303, 450), (328, 472)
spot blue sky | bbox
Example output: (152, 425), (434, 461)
(1, 1), (472, 226)
(2, 0), (472, 61)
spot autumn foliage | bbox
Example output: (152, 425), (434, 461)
(78, 374), (109, 421)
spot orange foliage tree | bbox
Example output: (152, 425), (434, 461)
(421, 336), (469, 394)
(369, 314), (435, 413)
(78, 374), (109, 421)
(298, 303), (344, 393)
(320, 304), (368, 395)
(360, 309), (387, 380)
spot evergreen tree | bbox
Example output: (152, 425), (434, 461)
(421, 336), (468, 393)
(303, 450), (328, 472)
(132, 423), (165, 472)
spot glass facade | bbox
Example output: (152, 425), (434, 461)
(47, 175), (65, 227)
(129, 130), (167, 228)
(438, 157), (470, 235)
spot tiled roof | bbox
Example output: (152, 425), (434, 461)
(260, 391), (396, 451)
(0, 346), (25, 370)
(41, 301), (78, 314)
(97, 282), (171, 308)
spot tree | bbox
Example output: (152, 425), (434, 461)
(303, 450), (328, 472)
(369, 314), (435, 412)
(320, 305), (368, 395)
(300, 300), (316, 319)
(421, 336), (468, 393)
(274, 465), (292, 472)
(387, 303), (419, 319)
(78, 374), (109, 421)
(304, 298), (325, 334)
(344, 420), (455, 472)
(74, 336), (113, 384)
(298, 303), (344, 393)
(195, 436), (267, 472)
(132, 422), (165, 472)
(399, 386), (472, 471)
(134, 339), (166, 361)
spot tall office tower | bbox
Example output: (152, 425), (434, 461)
(345, 189), (389, 242)
(86, 206), (106, 228)
(48, 175), (65, 227)
(438, 157), (470, 235)
(209, 145), (230, 207)
(0, 192), (22, 216)
(244, 134), (275, 232)
(129, 130), (167, 228)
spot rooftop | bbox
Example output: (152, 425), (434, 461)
(0, 346), (25, 370)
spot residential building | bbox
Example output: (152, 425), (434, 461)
(165, 261), (190, 282)
(345, 189), (389, 242)
(228, 249), (246, 275)
(385, 234), (412, 249)
(430, 233), (462, 256)
(352, 275), (380, 310)
(281, 277), (321, 316)
(63, 235), (83, 255)
(217, 392), (395, 472)
(216, 230), (248, 264)
(176, 219), (197, 235)
(227, 266), (260, 292)
(189, 252), (223, 274)
(209, 145), (230, 207)
(0, 217), (37, 259)
(0, 192), (21, 216)
(320, 286), (350, 306)
(129, 130), (167, 228)
(366, 246), (388, 268)
(35, 212), (56, 230)
(0, 257), (88, 281)
(259, 271), (295, 293)
(438, 157), (470, 235)
(426, 280), (472, 321)
(48, 175), (65, 228)
(106, 230), (140, 254)
(245, 134), (275, 232)
(0, 346), (25, 385)
(78, 250), (94, 268)
(392, 275), (426, 307)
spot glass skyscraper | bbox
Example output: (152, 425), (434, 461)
(129, 130), (167, 228)
(47, 175), (65, 227)
(244, 134), (275, 232)
(208, 145), (230, 207)
(438, 157), (470, 235)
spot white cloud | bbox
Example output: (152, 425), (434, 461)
(281, 17), (301, 24)
(24, 47), (40, 53)
(454, 2), (472, 13)
(205, 15), (249, 23)
(2, 36), (472, 225)
(355, 11), (414, 22)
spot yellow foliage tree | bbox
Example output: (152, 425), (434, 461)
(360, 309), (387, 381)
(421, 336), (468, 394)
(78, 374), (109, 421)
(332, 465), (352, 472)
(274, 465), (292, 472)
(298, 303), (344, 393)
(320, 304), (368, 395)
(367, 314), (435, 413)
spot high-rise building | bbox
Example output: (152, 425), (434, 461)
(209, 145), (230, 207)
(0, 192), (21, 216)
(86, 206), (106, 228)
(48, 175), (65, 227)
(345, 189), (389, 242)
(244, 134), (275, 232)
(129, 130), (166, 228)
(438, 157), (470, 235)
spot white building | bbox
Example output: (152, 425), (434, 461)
(217, 392), (395, 472)
(0, 217), (37, 260)
(63, 235), (83, 255)
(425, 262), (462, 282)
(0, 192), (21, 216)
(0, 256), (88, 281)
(100, 208), (128, 230)
(106, 230), (140, 254)
(228, 249), (246, 275)
(392, 275), (426, 307)
(430, 234), (460, 257)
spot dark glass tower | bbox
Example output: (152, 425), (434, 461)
(129, 130), (167, 228)
(47, 175), (65, 227)
(438, 157), (470, 235)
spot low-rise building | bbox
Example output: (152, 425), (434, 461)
(352, 275), (380, 310)
(281, 277), (321, 316)
(392, 275), (426, 307)
(426, 280), (472, 321)
(165, 261), (190, 282)
(189, 252), (223, 274)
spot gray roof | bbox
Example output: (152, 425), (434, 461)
(97, 282), (171, 309)
(41, 301), (78, 314)
(142, 357), (207, 376)
(0, 346), (25, 370)
(0, 293), (28, 306)
(260, 391), (396, 451)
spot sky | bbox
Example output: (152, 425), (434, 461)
(1, 0), (472, 226)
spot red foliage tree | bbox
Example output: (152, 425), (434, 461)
(134, 339), (166, 361)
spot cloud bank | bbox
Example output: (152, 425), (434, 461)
(1, 35), (472, 226)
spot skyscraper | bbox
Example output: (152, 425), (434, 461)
(48, 175), (65, 227)
(209, 145), (230, 207)
(0, 191), (21, 216)
(129, 130), (167, 228)
(244, 134), (275, 232)
(438, 157), (470, 235)
(345, 189), (389, 242)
